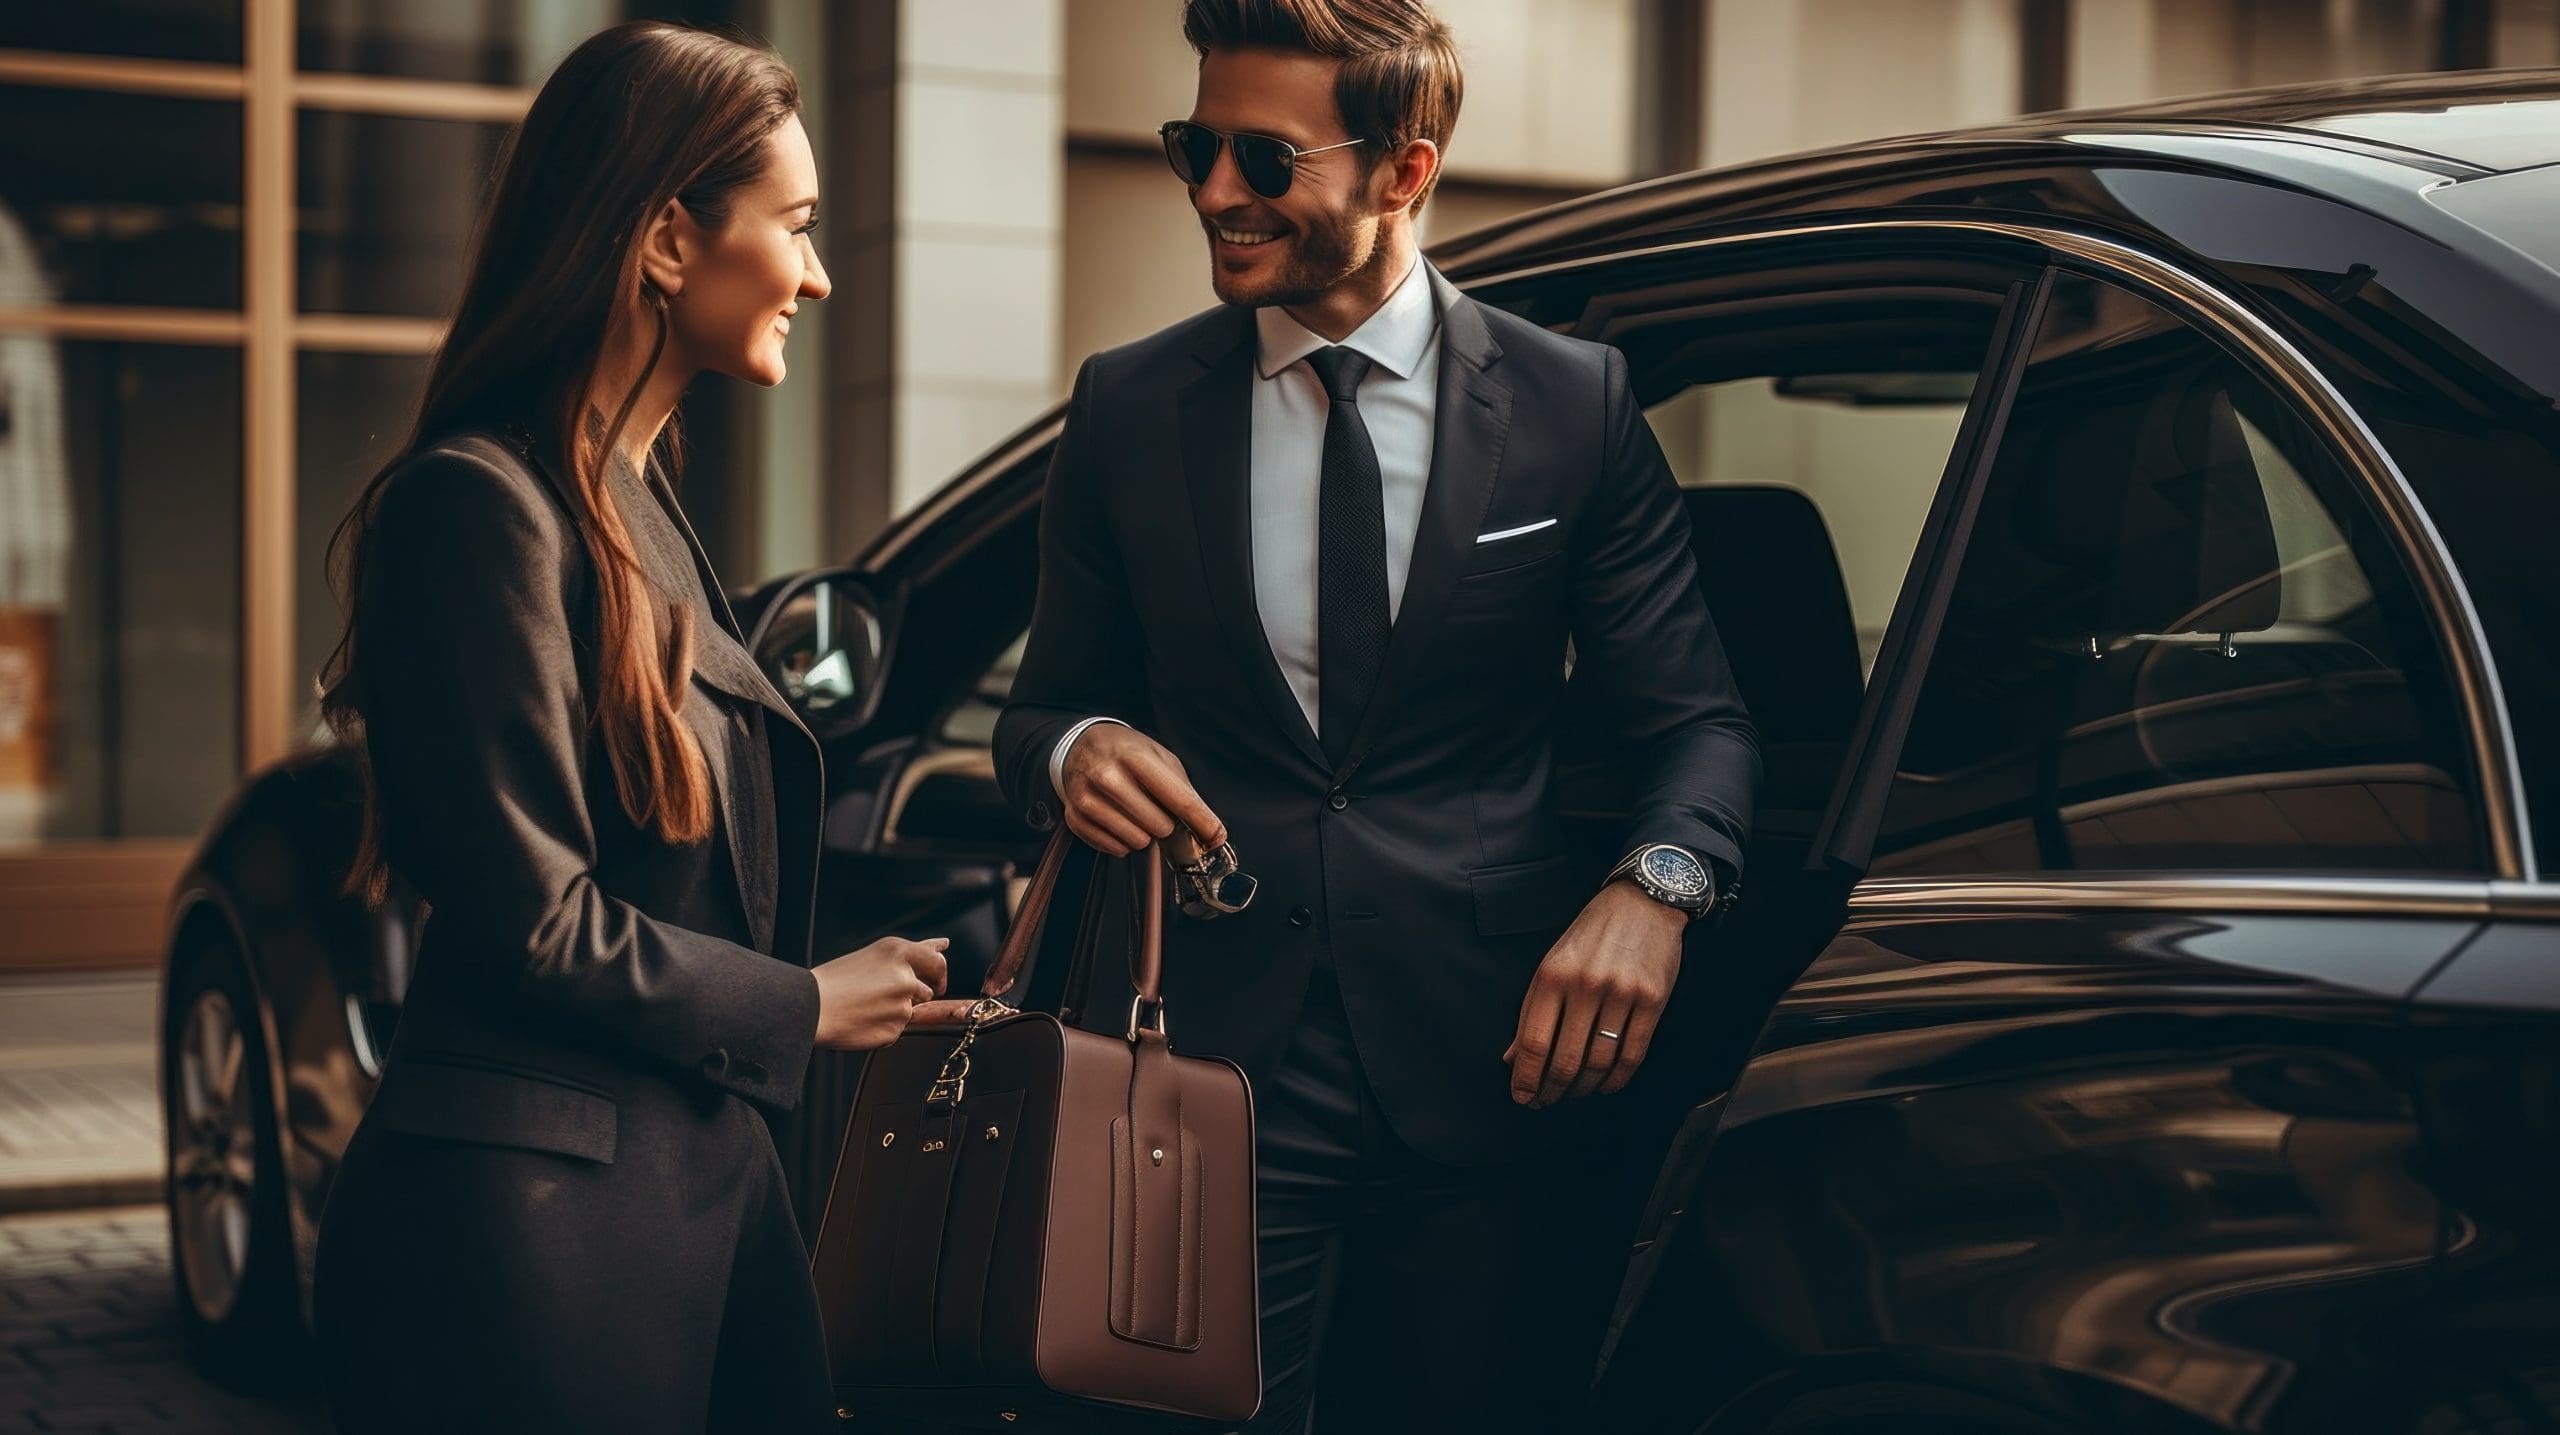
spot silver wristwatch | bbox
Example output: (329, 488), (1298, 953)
(1606, 842), (1733, 920)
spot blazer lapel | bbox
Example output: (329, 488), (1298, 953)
(1337, 265), (1512, 780)
(612, 461), (796, 956)
(1179, 310), (1332, 773)
(625, 463), (816, 748)
(507, 424), (811, 745)
(502, 425), (803, 957)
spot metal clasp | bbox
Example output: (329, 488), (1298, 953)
(924, 996), (1014, 1112)
(924, 1048), (972, 1111)
(1125, 993), (1169, 1043)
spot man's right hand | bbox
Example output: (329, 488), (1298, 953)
(1060, 723), (1226, 857)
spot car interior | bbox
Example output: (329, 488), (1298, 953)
(1870, 271), (2483, 876)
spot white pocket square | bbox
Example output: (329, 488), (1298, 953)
(1475, 517), (1558, 545)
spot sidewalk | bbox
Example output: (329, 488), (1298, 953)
(0, 975), (163, 1215)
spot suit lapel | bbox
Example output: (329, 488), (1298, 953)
(1337, 265), (1511, 779)
(609, 461), (791, 955)
(501, 424), (805, 958)
(623, 461), (815, 748)
(505, 424), (809, 741)
(1179, 310), (1333, 773)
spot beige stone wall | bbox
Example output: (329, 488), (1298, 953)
(1432, 0), (1640, 184)
(2497, 0), (2560, 63)
(1701, 0), (2026, 167)
(2070, 0), (2445, 107)
(1054, 0), (1640, 375)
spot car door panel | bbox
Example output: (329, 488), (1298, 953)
(2394, 913), (2560, 1430)
(1599, 258), (2503, 1433)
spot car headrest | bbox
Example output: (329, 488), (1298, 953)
(2008, 370), (2281, 638)
(1685, 484), (1863, 749)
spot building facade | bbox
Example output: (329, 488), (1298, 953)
(0, 0), (2542, 968)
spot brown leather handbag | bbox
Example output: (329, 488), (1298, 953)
(810, 831), (1262, 1430)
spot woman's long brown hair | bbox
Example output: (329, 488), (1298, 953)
(315, 21), (800, 909)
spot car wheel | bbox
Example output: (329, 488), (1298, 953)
(163, 939), (309, 1390)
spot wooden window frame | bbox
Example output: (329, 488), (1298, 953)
(0, 6), (530, 968)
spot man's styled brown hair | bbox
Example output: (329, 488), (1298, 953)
(1181, 0), (1463, 214)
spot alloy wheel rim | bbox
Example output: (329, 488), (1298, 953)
(172, 985), (255, 1324)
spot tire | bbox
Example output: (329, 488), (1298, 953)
(162, 939), (311, 1391)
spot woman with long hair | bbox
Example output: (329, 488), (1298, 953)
(309, 22), (939, 1432)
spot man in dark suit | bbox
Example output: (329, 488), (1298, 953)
(993, 2), (1757, 1428)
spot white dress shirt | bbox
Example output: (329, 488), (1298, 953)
(1049, 252), (1444, 793)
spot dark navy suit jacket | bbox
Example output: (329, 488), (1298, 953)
(995, 262), (1760, 1164)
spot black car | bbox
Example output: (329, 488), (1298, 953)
(164, 70), (2560, 1432)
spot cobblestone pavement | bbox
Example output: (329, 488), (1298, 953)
(0, 1206), (328, 1434)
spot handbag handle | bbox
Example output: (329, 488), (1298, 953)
(980, 829), (1167, 1034)
(981, 828), (1076, 1000)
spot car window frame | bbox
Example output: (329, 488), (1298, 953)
(1899, 243), (2521, 889)
(1462, 216), (2530, 900)
(1866, 265), (2491, 880)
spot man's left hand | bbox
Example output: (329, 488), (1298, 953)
(1504, 880), (1688, 1107)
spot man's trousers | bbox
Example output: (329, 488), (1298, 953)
(1239, 962), (1640, 1434)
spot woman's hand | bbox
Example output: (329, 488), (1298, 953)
(811, 936), (950, 1051)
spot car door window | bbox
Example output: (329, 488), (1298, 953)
(1871, 270), (2483, 876)
(1647, 369), (1976, 679)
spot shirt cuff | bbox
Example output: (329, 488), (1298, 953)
(1048, 715), (1130, 796)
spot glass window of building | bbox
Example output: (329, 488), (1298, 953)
(0, 0), (771, 969)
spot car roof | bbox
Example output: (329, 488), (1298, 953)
(2017, 66), (2560, 172)
(1432, 68), (2560, 279)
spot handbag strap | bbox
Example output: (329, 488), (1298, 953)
(981, 828), (1166, 1017)
(981, 828), (1075, 999)
(1057, 843), (1113, 1025)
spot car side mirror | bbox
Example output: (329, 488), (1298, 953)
(745, 565), (899, 742)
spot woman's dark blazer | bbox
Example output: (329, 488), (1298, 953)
(311, 424), (838, 1432)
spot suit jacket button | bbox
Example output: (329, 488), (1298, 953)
(1288, 906), (1312, 928)
(1327, 790), (1348, 811)
(701, 1048), (730, 1078)
(1029, 800), (1054, 830)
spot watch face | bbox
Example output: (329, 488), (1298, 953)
(1641, 845), (1709, 897)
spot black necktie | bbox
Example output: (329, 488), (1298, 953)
(1306, 345), (1387, 767)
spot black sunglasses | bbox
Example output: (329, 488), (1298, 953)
(1159, 120), (1366, 200)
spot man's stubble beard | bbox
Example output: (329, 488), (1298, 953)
(1210, 202), (1375, 310)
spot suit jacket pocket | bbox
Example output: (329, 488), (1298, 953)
(1466, 853), (1587, 937)
(364, 1055), (619, 1164)
(1457, 522), (1566, 582)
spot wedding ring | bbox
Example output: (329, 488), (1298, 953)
(1597, 1028), (1623, 1041)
